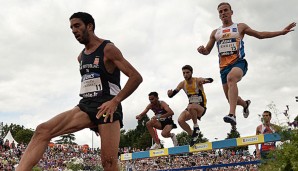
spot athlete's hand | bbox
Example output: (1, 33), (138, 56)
(256, 151), (261, 159)
(167, 89), (173, 97)
(282, 22), (296, 34)
(136, 115), (142, 120)
(96, 99), (119, 123)
(197, 45), (207, 55)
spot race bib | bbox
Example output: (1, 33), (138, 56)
(80, 72), (102, 98)
(189, 95), (202, 104)
(218, 38), (238, 56)
(156, 114), (165, 121)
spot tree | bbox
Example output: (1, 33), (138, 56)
(259, 128), (298, 171)
(14, 129), (34, 144)
(119, 115), (152, 150)
(177, 131), (208, 146)
(226, 126), (248, 151)
(55, 133), (77, 145)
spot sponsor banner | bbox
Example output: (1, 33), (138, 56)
(237, 135), (264, 146)
(149, 148), (169, 157)
(189, 142), (212, 152)
(120, 153), (132, 161)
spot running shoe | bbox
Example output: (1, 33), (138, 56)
(223, 114), (236, 125)
(171, 133), (178, 147)
(190, 127), (200, 147)
(150, 143), (161, 150)
(243, 100), (251, 118)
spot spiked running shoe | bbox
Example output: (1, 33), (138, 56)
(171, 133), (178, 147)
(223, 114), (236, 125)
(243, 100), (251, 118)
(190, 127), (200, 147)
(150, 143), (161, 150)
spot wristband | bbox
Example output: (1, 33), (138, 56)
(206, 78), (213, 83)
(168, 89), (178, 98)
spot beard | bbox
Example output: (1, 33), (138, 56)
(78, 30), (90, 44)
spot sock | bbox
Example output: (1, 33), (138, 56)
(228, 114), (236, 118)
(194, 123), (199, 127)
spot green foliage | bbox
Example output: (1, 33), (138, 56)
(176, 131), (190, 146)
(55, 133), (77, 145)
(226, 126), (248, 151)
(259, 129), (298, 171)
(1, 123), (34, 144)
(14, 129), (34, 144)
(176, 131), (208, 146)
(119, 115), (151, 150)
(32, 166), (42, 171)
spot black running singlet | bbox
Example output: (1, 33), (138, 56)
(79, 40), (121, 98)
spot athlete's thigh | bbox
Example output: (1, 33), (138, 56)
(43, 106), (94, 137)
(179, 110), (192, 121)
(161, 124), (172, 135)
(153, 121), (163, 130)
(98, 121), (120, 159)
(227, 67), (243, 82)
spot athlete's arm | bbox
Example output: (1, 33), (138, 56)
(197, 77), (214, 85)
(159, 101), (174, 119)
(241, 22), (296, 39)
(136, 105), (151, 120)
(96, 43), (143, 122)
(197, 29), (217, 55)
(168, 81), (183, 98)
(77, 52), (82, 62)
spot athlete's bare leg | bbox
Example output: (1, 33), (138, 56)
(16, 107), (94, 171)
(224, 67), (246, 116)
(161, 125), (173, 138)
(178, 110), (192, 135)
(99, 121), (121, 171)
(146, 119), (162, 144)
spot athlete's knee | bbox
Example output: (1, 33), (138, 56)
(161, 132), (167, 137)
(34, 123), (52, 140)
(101, 155), (118, 170)
(146, 121), (153, 127)
(178, 116), (186, 124)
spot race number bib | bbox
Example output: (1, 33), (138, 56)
(189, 95), (202, 104)
(218, 38), (238, 56)
(80, 72), (102, 98)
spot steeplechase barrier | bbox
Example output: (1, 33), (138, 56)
(120, 133), (280, 160)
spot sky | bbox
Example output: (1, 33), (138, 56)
(0, 0), (297, 152)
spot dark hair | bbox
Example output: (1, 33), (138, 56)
(182, 65), (193, 73)
(70, 12), (95, 31)
(217, 2), (232, 10)
(148, 92), (158, 97)
(263, 110), (272, 117)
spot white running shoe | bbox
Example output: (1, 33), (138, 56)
(150, 143), (161, 150)
(243, 100), (251, 118)
(171, 133), (178, 147)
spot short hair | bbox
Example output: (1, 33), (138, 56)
(263, 111), (272, 117)
(217, 2), (232, 10)
(182, 65), (193, 73)
(148, 92), (158, 97)
(70, 12), (95, 31)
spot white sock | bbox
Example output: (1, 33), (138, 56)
(194, 123), (199, 127)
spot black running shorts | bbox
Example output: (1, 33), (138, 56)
(77, 96), (123, 132)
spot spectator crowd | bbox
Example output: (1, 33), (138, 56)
(0, 138), (258, 171)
